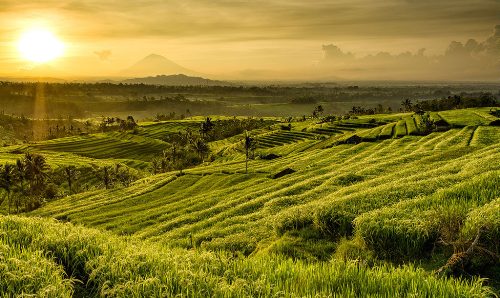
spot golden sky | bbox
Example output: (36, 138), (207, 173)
(0, 0), (499, 80)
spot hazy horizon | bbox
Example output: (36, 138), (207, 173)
(1, 0), (499, 81)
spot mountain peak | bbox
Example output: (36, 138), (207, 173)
(143, 53), (168, 60)
(121, 54), (199, 77)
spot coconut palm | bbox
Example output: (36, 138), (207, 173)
(0, 164), (14, 213)
(191, 138), (210, 162)
(401, 99), (413, 112)
(244, 131), (256, 174)
(64, 166), (79, 195)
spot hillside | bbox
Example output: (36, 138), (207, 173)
(122, 74), (231, 86)
(1, 215), (490, 297)
(0, 107), (499, 296)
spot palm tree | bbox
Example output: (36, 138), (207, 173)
(191, 138), (210, 162)
(244, 131), (255, 174)
(24, 153), (47, 196)
(22, 153), (48, 211)
(0, 164), (14, 214)
(64, 166), (79, 195)
(14, 159), (26, 213)
(102, 166), (111, 189)
(200, 117), (214, 140)
(401, 99), (413, 112)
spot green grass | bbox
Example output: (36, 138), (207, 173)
(0, 215), (492, 297)
(394, 120), (407, 137)
(354, 171), (500, 260)
(0, 107), (498, 296)
(24, 133), (169, 162)
(462, 196), (500, 255)
(31, 120), (500, 257)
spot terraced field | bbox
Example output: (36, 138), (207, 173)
(22, 133), (169, 162)
(136, 120), (202, 141)
(255, 130), (317, 148)
(1, 107), (499, 296)
(1, 215), (490, 297)
(32, 124), (500, 250)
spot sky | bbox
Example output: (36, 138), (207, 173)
(0, 0), (499, 80)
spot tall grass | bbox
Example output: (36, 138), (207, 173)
(462, 196), (500, 255)
(0, 215), (493, 297)
(0, 239), (74, 297)
(354, 171), (500, 260)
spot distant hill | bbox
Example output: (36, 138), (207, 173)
(121, 54), (199, 77)
(0, 77), (67, 83)
(121, 74), (232, 86)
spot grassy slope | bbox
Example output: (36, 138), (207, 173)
(1, 107), (499, 296)
(31, 109), (500, 255)
(0, 215), (492, 297)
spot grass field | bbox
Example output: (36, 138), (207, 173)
(0, 215), (492, 297)
(0, 107), (499, 296)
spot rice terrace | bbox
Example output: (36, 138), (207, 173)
(1, 1), (500, 297)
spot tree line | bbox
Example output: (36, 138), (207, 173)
(0, 153), (138, 213)
(151, 117), (264, 175)
(402, 93), (498, 112)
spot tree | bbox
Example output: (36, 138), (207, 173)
(126, 115), (137, 130)
(316, 105), (324, 116)
(151, 158), (161, 174)
(417, 112), (435, 134)
(102, 166), (112, 189)
(244, 131), (256, 174)
(24, 153), (48, 193)
(401, 98), (413, 112)
(312, 105), (324, 118)
(23, 153), (49, 211)
(191, 138), (210, 162)
(115, 165), (133, 187)
(64, 166), (79, 195)
(84, 120), (92, 133)
(14, 159), (26, 213)
(200, 117), (214, 140)
(0, 164), (14, 214)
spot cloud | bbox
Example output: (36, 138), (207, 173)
(1, 0), (499, 41)
(94, 50), (111, 60)
(322, 44), (354, 60)
(1, 0), (499, 79)
(319, 25), (500, 80)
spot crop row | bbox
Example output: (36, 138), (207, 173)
(0, 215), (491, 297)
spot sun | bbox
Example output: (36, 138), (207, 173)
(18, 28), (65, 63)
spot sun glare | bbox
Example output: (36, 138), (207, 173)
(18, 28), (64, 63)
